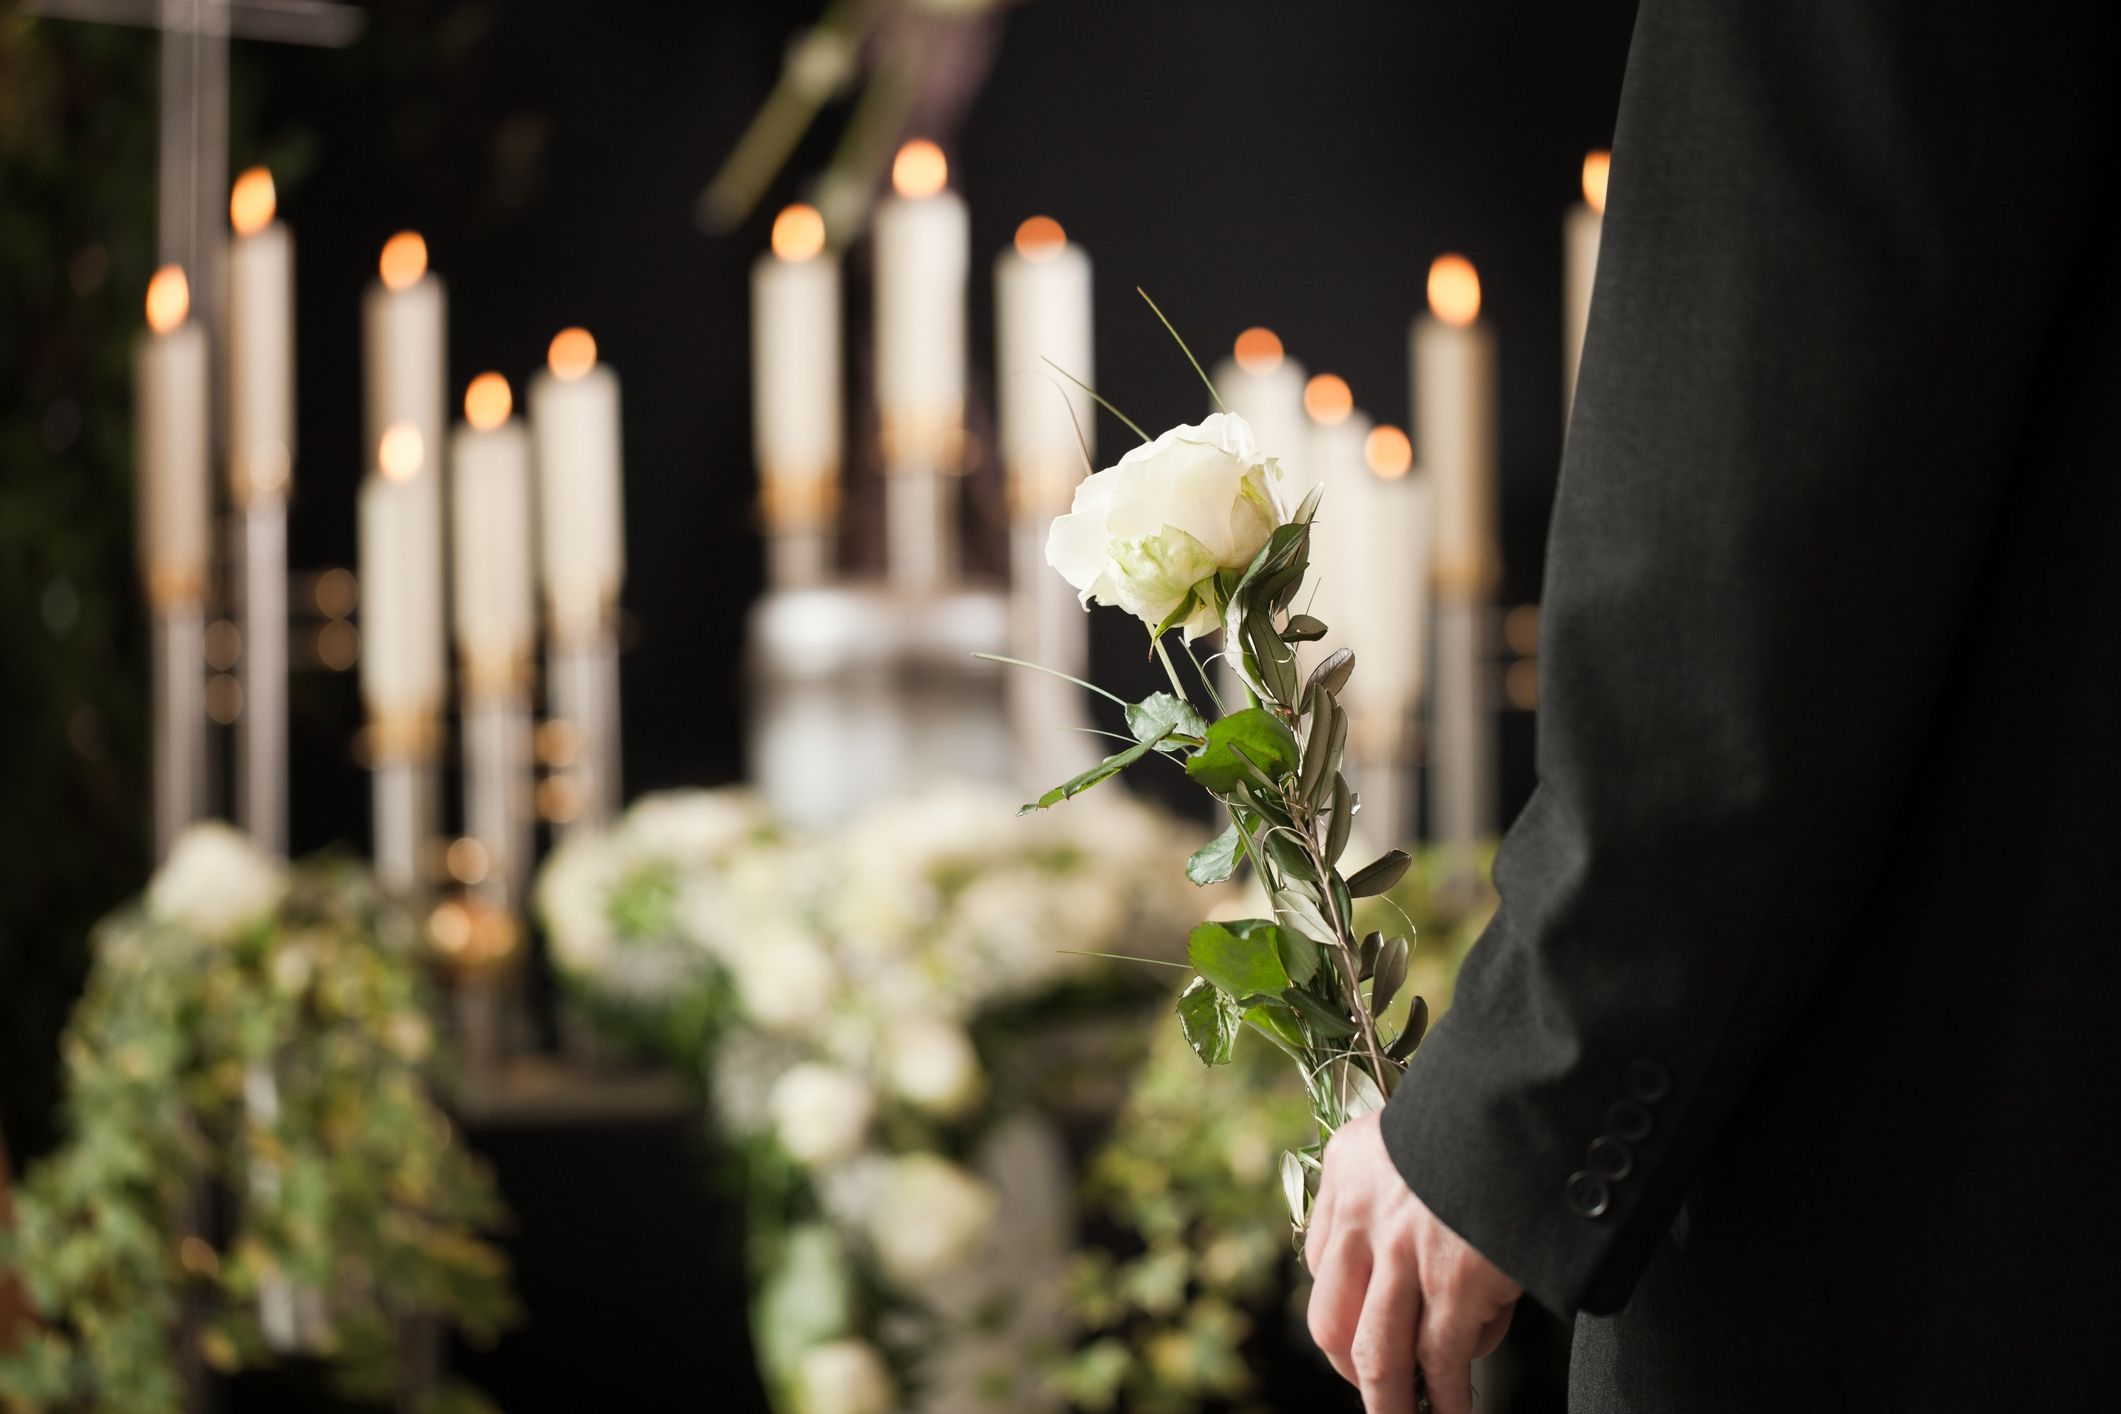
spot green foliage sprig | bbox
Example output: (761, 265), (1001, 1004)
(0, 848), (514, 1413)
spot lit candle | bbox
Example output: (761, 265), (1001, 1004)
(135, 265), (210, 605)
(1350, 424), (1432, 720)
(364, 233), (446, 472)
(358, 421), (446, 721)
(874, 138), (967, 588)
(995, 214), (1093, 521)
(1563, 151), (1609, 417)
(1412, 254), (1498, 597)
(1301, 373), (1370, 661)
(752, 202), (842, 585)
(227, 167), (293, 504)
(1212, 327), (1308, 493)
(451, 374), (535, 691)
(529, 328), (625, 647)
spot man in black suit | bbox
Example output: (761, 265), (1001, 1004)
(1304, 0), (2120, 1409)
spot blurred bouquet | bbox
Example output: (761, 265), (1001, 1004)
(0, 825), (513, 1414)
(540, 781), (1209, 1412)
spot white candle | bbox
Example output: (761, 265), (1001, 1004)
(995, 214), (1094, 520)
(874, 139), (968, 472)
(135, 265), (211, 605)
(1412, 254), (1499, 597)
(358, 422), (446, 718)
(451, 374), (535, 688)
(1563, 151), (1609, 418)
(529, 328), (625, 647)
(1212, 327), (1308, 494)
(1349, 425), (1432, 719)
(227, 168), (293, 504)
(752, 202), (842, 547)
(363, 232), (447, 470)
(1301, 374), (1370, 659)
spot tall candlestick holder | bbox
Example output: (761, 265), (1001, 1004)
(882, 410), (962, 592)
(461, 653), (535, 915)
(1431, 586), (1495, 899)
(1006, 476), (1099, 797)
(151, 592), (209, 863)
(369, 707), (440, 897)
(1348, 708), (1421, 854)
(235, 484), (289, 855)
(546, 604), (621, 838)
(761, 472), (839, 591)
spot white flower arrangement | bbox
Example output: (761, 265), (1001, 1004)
(540, 779), (1209, 1412)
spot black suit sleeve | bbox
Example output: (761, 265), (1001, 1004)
(1381, 0), (2112, 1315)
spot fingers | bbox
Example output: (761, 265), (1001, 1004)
(1350, 1250), (1422, 1414)
(1305, 1225), (1370, 1386)
(1304, 1165), (1340, 1276)
(1413, 1299), (1479, 1414)
(1473, 1305), (1516, 1360)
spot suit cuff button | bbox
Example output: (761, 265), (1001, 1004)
(1587, 1135), (1634, 1181)
(1564, 1170), (1611, 1219)
(1625, 1058), (1671, 1104)
(1606, 1099), (1654, 1143)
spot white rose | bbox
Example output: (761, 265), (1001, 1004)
(1045, 412), (1287, 637)
(770, 1062), (874, 1168)
(886, 1017), (983, 1117)
(792, 1339), (895, 1414)
(729, 922), (838, 1032)
(146, 821), (286, 940)
(618, 788), (762, 861)
(867, 1152), (998, 1286)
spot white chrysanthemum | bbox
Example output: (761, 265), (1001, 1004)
(770, 1062), (874, 1169)
(867, 1152), (998, 1287)
(886, 1016), (983, 1118)
(617, 788), (765, 861)
(792, 1339), (895, 1414)
(146, 821), (286, 940)
(1046, 413), (1287, 638)
(728, 921), (839, 1032)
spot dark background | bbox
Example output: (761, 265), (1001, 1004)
(5, 0), (1637, 1405)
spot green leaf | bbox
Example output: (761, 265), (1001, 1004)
(1324, 774), (1354, 864)
(1185, 708), (1299, 793)
(1020, 737), (1158, 814)
(1274, 888), (1338, 948)
(1176, 977), (1240, 1066)
(1389, 995), (1430, 1061)
(1241, 998), (1310, 1061)
(1126, 691), (1207, 749)
(1292, 482), (1326, 526)
(1358, 930), (1383, 980)
(1296, 684), (1333, 803)
(1149, 588), (1200, 642)
(1346, 849), (1412, 897)
(1185, 821), (1245, 886)
(1286, 987), (1357, 1038)
(1307, 647), (1355, 699)
(1283, 614), (1327, 642)
(1245, 605), (1298, 705)
(1371, 935), (1410, 1017)
(1186, 920), (1291, 999)
(1275, 926), (1320, 988)
(1282, 1150), (1310, 1231)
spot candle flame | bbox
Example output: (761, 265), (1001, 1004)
(378, 422), (424, 482)
(548, 327), (597, 381)
(1014, 215), (1066, 261)
(379, 232), (428, 291)
(1582, 150), (1611, 215)
(465, 373), (512, 430)
(1303, 373), (1353, 426)
(230, 167), (277, 236)
(1233, 327), (1284, 375)
(1365, 425), (1413, 479)
(771, 203), (827, 261)
(891, 139), (948, 200)
(1427, 254), (1481, 327)
(145, 265), (189, 333)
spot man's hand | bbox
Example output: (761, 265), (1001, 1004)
(1305, 1111), (1523, 1414)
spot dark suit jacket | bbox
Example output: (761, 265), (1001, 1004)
(1382, 0), (2119, 1407)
